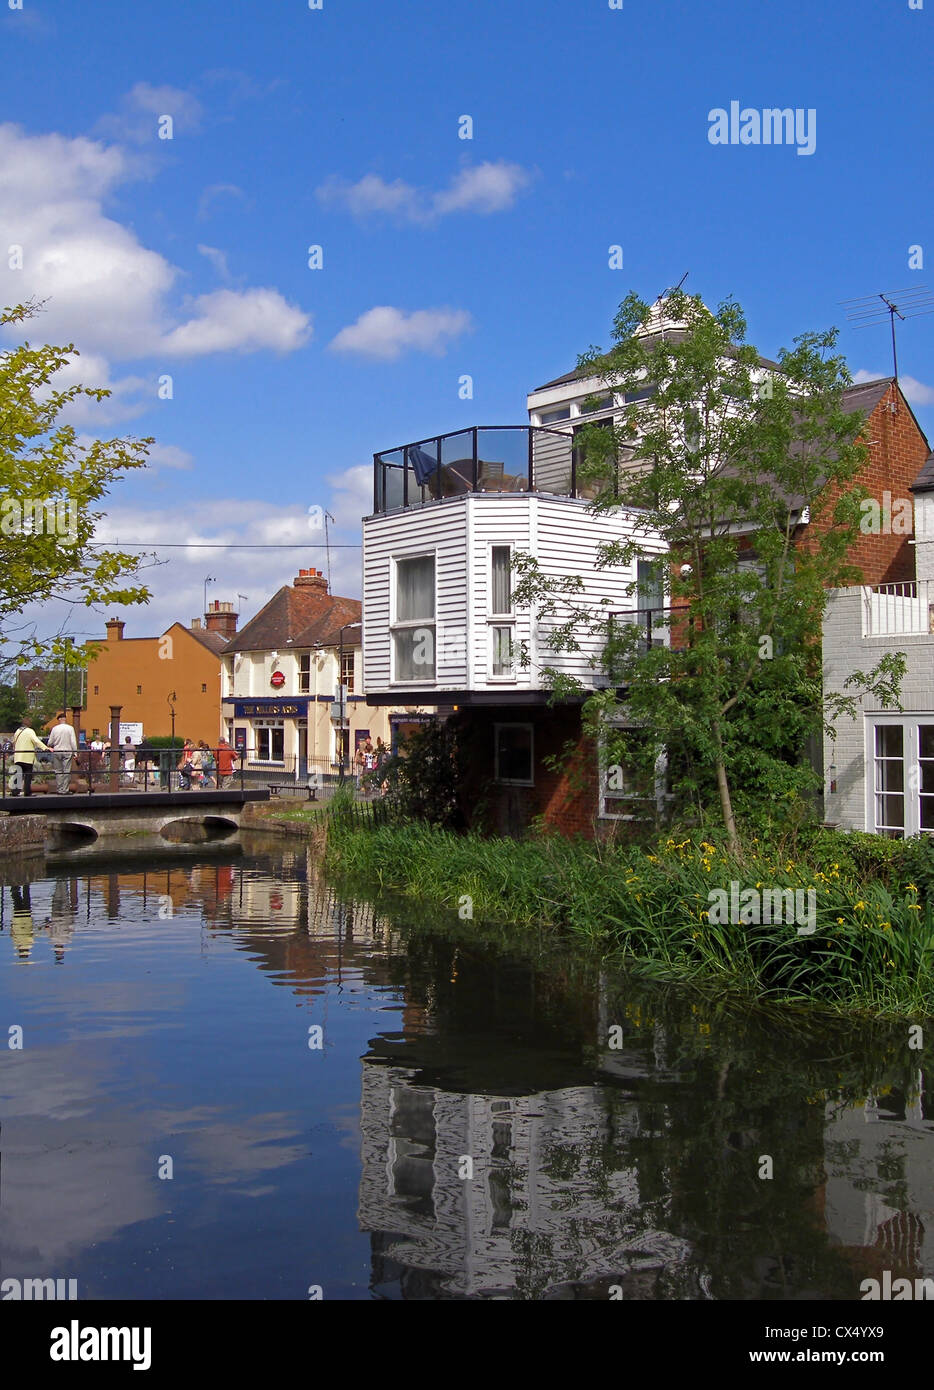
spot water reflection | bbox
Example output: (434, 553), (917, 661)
(0, 842), (931, 1300)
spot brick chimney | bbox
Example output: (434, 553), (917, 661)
(105, 618), (125, 641)
(204, 599), (239, 639)
(293, 567), (328, 591)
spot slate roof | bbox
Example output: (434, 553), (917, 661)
(223, 584), (362, 655)
(184, 626), (229, 656)
(910, 450), (934, 493)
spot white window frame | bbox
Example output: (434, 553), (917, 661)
(487, 543), (516, 682)
(597, 726), (668, 821)
(391, 551), (437, 685)
(252, 718), (285, 765)
(494, 722), (534, 786)
(866, 715), (934, 838)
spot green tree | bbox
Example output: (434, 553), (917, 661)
(512, 291), (903, 850)
(0, 682), (27, 730)
(0, 301), (154, 670)
(376, 720), (465, 828)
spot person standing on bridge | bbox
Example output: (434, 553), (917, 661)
(215, 738), (237, 788)
(177, 739), (195, 790)
(12, 718), (49, 797)
(47, 713), (78, 794)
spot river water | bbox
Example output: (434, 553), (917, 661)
(0, 835), (931, 1301)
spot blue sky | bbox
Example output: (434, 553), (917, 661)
(2, 0), (932, 641)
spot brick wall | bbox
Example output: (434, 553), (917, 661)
(804, 385), (930, 586)
(456, 706), (600, 838)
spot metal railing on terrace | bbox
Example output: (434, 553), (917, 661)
(374, 425), (607, 514)
(861, 581), (934, 637)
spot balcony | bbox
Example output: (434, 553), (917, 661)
(861, 582), (934, 637)
(373, 425), (590, 515)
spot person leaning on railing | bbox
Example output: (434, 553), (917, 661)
(11, 718), (49, 797)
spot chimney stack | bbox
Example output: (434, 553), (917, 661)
(105, 618), (125, 641)
(204, 599), (239, 639)
(293, 568), (328, 591)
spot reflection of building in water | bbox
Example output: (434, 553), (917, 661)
(357, 1062), (694, 1298)
(821, 1085), (934, 1282)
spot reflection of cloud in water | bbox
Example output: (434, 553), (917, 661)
(1, 1031), (313, 1267)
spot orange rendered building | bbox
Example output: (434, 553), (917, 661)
(82, 610), (235, 744)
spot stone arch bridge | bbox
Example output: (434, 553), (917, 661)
(0, 789), (270, 849)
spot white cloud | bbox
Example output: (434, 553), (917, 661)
(12, 468), (372, 649)
(330, 306), (472, 361)
(80, 492), (363, 638)
(159, 288), (310, 357)
(71, 435), (190, 473)
(0, 123), (309, 369)
(433, 161), (532, 215)
(48, 353), (151, 426)
(197, 244), (232, 281)
(144, 442), (194, 471)
(899, 375), (934, 408)
(853, 369), (934, 407)
(316, 160), (532, 224)
(95, 83), (203, 143)
(197, 182), (247, 221)
(317, 173), (421, 221)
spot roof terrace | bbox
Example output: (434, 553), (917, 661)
(373, 425), (593, 515)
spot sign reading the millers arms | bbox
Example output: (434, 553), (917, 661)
(230, 699), (308, 718)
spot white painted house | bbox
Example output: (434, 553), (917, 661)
(362, 419), (666, 833)
(823, 450), (934, 837)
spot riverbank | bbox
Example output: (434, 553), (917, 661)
(325, 820), (934, 1018)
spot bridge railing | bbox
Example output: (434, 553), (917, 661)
(0, 749), (380, 800)
(0, 748), (252, 797)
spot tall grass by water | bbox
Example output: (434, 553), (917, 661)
(325, 818), (934, 1017)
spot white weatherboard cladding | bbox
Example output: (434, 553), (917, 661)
(363, 502), (468, 692)
(823, 586), (934, 833)
(363, 493), (664, 694)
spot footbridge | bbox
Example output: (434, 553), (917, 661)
(0, 789), (270, 848)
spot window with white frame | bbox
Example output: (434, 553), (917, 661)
(340, 650), (355, 693)
(392, 554), (435, 681)
(494, 723), (533, 785)
(599, 727), (667, 819)
(869, 719), (934, 838)
(253, 719), (284, 763)
(299, 654), (311, 693)
(489, 544), (515, 679)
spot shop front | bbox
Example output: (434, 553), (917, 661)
(224, 697), (311, 776)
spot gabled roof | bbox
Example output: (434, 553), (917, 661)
(223, 584), (361, 655)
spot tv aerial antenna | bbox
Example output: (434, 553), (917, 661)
(841, 286), (934, 403)
(324, 511), (336, 590)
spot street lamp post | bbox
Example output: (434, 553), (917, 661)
(167, 692), (177, 790)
